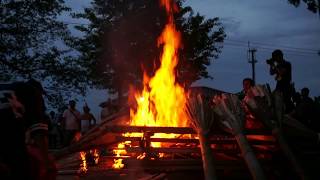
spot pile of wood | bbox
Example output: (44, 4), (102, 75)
(54, 86), (320, 179)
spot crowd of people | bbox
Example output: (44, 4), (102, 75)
(1, 49), (319, 179)
(48, 100), (97, 149)
(238, 49), (320, 132)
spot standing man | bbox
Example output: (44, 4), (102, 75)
(267, 49), (294, 112)
(62, 100), (81, 146)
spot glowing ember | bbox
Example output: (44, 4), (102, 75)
(79, 151), (88, 173)
(93, 149), (99, 164)
(112, 159), (125, 169)
(112, 142), (128, 169)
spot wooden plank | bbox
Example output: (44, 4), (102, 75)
(106, 126), (196, 134)
(115, 136), (275, 145)
(57, 169), (80, 175)
(123, 158), (272, 170)
(114, 147), (272, 154)
(105, 125), (271, 135)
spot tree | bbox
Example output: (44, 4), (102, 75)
(70, 0), (226, 99)
(0, 0), (90, 110)
(287, 0), (320, 14)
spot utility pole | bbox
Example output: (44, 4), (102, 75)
(248, 41), (257, 84)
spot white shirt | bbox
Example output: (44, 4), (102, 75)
(63, 108), (81, 130)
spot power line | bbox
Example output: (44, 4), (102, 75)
(223, 42), (319, 57)
(225, 39), (319, 52)
(59, 20), (320, 56)
(60, 20), (320, 53)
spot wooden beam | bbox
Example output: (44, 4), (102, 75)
(114, 146), (272, 154)
(115, 136), (275, 145)
(104, 125), (271, 135)
(106, 126), (196, 134)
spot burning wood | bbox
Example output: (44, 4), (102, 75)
(79, 151), (88, 173)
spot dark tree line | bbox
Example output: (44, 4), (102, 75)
(69, 0), (226, 100)
(287, 0), (320, 14)
(0, 0), (91, 110)
(1, 0), (226, 109)
(3, 0), (315, 109)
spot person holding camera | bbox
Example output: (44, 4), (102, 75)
(267, 49), (294, 113)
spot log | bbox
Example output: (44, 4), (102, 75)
(52, 109), (128, 159)
(115, 136), (275, 145)
(106, 125), (195, 134)
(57, 169), (80, 175)
(138, 173), (167, 180)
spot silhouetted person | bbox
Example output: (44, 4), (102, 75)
(80, 105), (96, 134)
(62, 100), (80, 146)
(295, 87), (315, 127)
(237, 78), (263, 129)
(292, 92), (301, 108)
(0, 80), (56, 180)
(313, 96), (320, 132)
(267, 49), (294, 113)
(237, 78), (255, 100)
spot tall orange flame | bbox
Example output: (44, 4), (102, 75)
(130, 0), (188, 140)
(112, 0), (187, 169)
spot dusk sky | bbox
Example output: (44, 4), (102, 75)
(62, 0), (320, 121)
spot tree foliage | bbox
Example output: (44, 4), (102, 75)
(0, 0), (90, 110)
(70, 0), (226, 96)
(287, 0), (320, 14)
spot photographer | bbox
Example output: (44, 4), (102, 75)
(267, 49), (294, 112)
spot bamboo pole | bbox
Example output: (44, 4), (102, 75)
(213, 94), (266, 180)
(245, 85), (308, 180)
(185, 94), (218, 180)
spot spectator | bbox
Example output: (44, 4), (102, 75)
(0, 79), (56, 180)
(295, 87), (315, 127)
(292, 92), (301, 108)
(80, 105), (96, 134)
(313, 96), (320, 132)
(62, 100), (81, 147)
(237, 78), (255, 100)
(237, 78), (263, 129)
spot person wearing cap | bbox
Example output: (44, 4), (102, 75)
(267, 49), (294, 112)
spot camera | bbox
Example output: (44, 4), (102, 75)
(266, 58), (275, 65)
